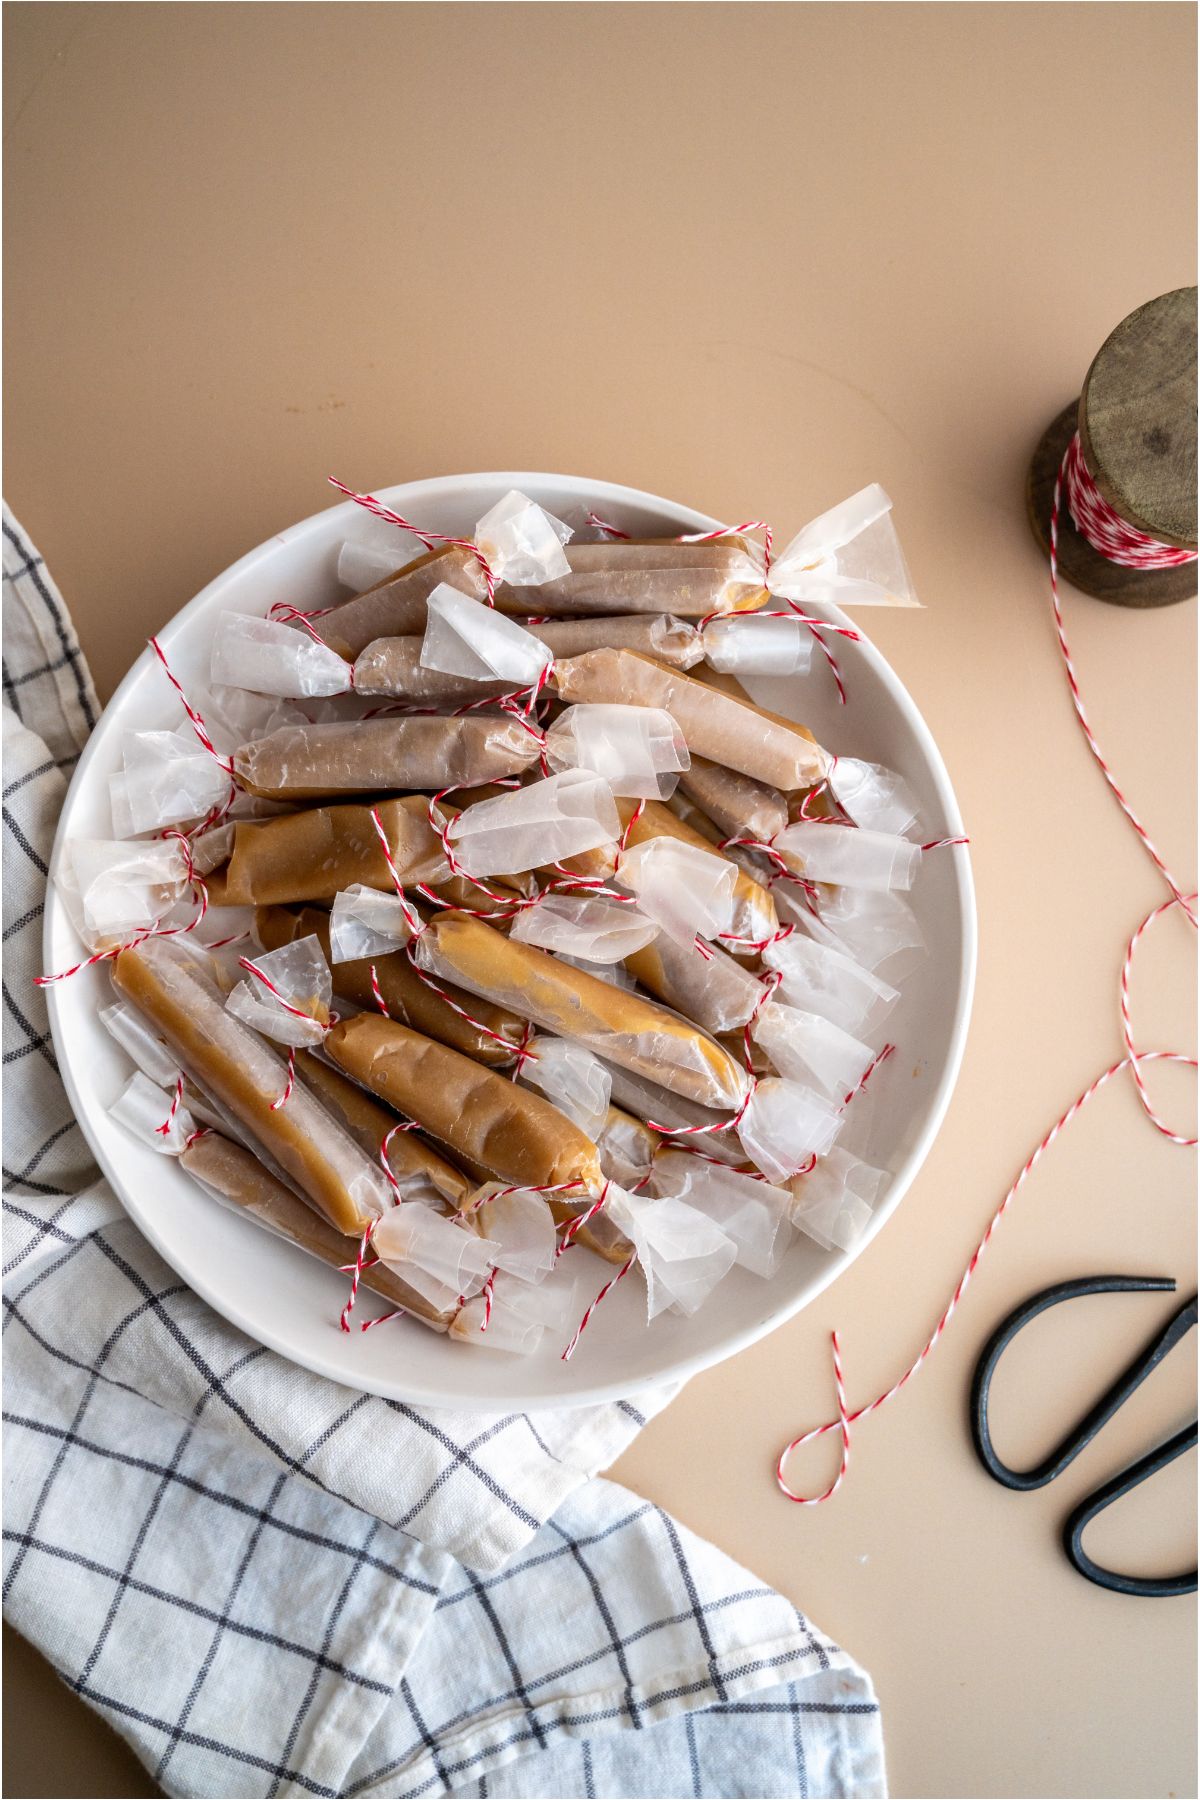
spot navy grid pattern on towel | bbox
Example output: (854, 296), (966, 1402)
(2, 508), (886, 1797)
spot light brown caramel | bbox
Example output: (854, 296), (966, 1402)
(325, 1013), (603, 1193)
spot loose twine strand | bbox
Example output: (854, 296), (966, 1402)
(776, 440), (1197, 1504)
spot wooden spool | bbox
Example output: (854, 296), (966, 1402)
(1026, 287), (1198, 606)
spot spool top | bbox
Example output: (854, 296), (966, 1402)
(1079, 286), (1198, 549)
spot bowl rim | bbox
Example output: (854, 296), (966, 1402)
(44, 469), (977, 1409)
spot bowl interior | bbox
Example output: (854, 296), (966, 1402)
(44, 471), (975, 1410)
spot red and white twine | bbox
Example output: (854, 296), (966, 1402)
(1062, 431), (1198, 572)
(776, 441), (1197, 1504)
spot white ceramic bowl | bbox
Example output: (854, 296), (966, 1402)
(44, 471), (975, 1410)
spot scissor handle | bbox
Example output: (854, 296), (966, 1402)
(970, 1275), (1193, 1491)
(1064, 1423), (1198, 1598)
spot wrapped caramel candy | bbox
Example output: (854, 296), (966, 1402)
(413, 911), (750, 1112)
(112, 937), (391, 1234)
(255, 904), (527, 1070)
(322, 545), (491, 659)
(355, 613), (702, 699)
(352, 638), (516, 703)
(498, 539), (767, 619)
(325, 539), (767, 660)
(181, 1132), (453, 1327)
(677, 757), (788, 846)
(325, 1012), (604, 1193)
(206, 797), (448, 907)
(552, 649), (829, 791)
(233, 717), (541, 802)
(624, 933), (763, 1036)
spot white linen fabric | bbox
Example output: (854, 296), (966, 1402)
(1, 507), (885, 1798)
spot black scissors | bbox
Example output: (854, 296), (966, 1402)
(970, 1275), (1197, 1597)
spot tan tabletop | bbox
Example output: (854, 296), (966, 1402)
(4, 5), (1196, 1796)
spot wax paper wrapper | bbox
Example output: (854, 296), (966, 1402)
(604, 1185), (737, 1321)
(511, 891), (659, 963)
(751, 1002), (876, 1101)
(373, 1204), (495, 1295)
(100, 998), (180, 1088)
(828, 758), (920, 836)
(789, 1147), (889, 1251)
(543, 703), (690, 800)
(762, 930), (899, 1034)
(616, 835), (736, 949)
(560, 797), (778, 953)
(449, 770), (620, 877)
(109, 724), (233, 837)
(54, 835), (195, 950)
(701, 613), (815, 676)
(449, 1297), (542, 1355)
(737, 1076), (843, 1183)
(520, 1035), (612, 1140)
(650, 1151), (793, 1279)
(449, 1272), (586, 1355)
(777, 883), (926, 977)
(225, 936), (333, 1048)
(325, 546), (492, 659)
(328, 884), (418, 962)
(774, 822), (921, 891)
(750, 485), (920, 609)
(421, 584), (553, 687)
(110, 1069), (198, 1155)
(470, 1184), (559, 1281)
(474, 490), (573, 586)
(337, 514), (427, 593)
(211, 611), (353, 699)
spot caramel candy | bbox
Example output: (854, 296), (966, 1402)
(677, 756), (788, 845)
(325, 1013), (603, 1193)
(323, 540), (767, 659)
(352, 637), (515, 703)
(233, 717), (541, 802)
(180, 1131), (452, 1327)
(355, 614), (701, 697)
(323, 546), (489, 659)
(113, 937), (389, 1234)
(291, 1050), (473, 1211)
(256, 904), (526, 1070)
(552, 649), (828, 791)
(414, 911), (750, 1112)
(206, 797), (448, 907)
(625, 933), (762, 1036)
(498, 540), (766, 619)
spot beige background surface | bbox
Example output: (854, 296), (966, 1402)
(3, 5), (1196, 1797)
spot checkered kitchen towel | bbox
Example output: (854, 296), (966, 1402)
(2, 506), (885, 1798)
